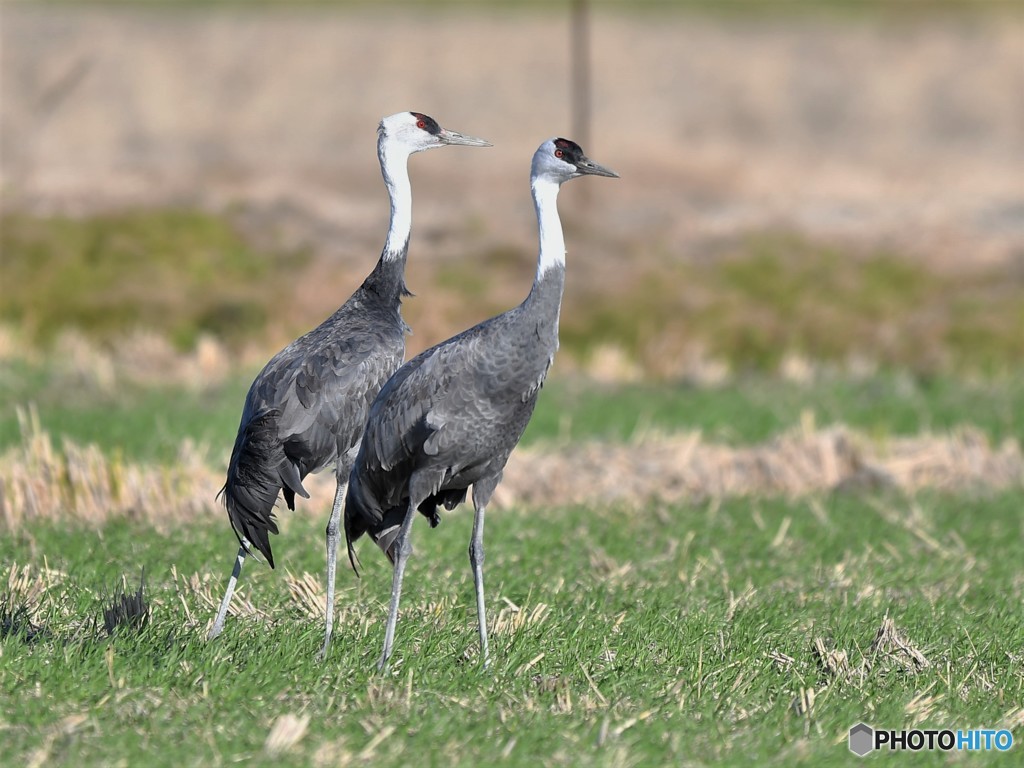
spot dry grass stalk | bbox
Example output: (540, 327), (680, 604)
(50, 329), (232, 392)
(172, 568), (265, 630)
(1001, 707), (1024, 731)
(812, 637), (851, 681)
(767, 650), (795, 670)
(496, 425), (1023, 510)
(1, 406), (220, 532)
(491, 601), (550, 636)
(284, 571), (327, 620)
(4, 562), (65, 616)
(904, 690), (944, 725)
(791, 686), (816, 717)
(2, 562), (67, 637)
(265, 713), (310, 756)
(1, 415), (1021, 534)
(808, 617), (929, 699)
(869, 615), (930, 671)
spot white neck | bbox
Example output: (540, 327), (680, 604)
(532, 177), (565, 279)
(379, 138), (413, 260)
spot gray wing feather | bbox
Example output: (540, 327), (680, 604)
(364, 324), (533, 482)
(366, 340), (474, 472)
(225, 317), (403, 567)
(253, 331), (401, 474)
(345, 301), (560, 567)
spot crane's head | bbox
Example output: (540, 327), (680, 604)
(378, 111), (491, 155)
(532, 138), (619, 185)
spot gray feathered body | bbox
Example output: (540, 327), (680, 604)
(221, 251), (410, 568)
(345, 266), (565, 563)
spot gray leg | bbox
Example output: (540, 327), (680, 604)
(469, 500), (490, 667)
(208, 542), (248, 640)
(377, 499), (418, 672)
(319, 475), (347, 661)
(469, 476), (499, 667)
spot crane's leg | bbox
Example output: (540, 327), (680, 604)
(208, 541), (249, 640)
(319, 474), (347, 662)
(469, 476), (499, 668)
(468, 500), (489, 668)
(377, 499), (419, 672)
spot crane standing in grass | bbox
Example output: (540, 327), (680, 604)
(342, 138), (617, 669)
(208, 112), (490, 656)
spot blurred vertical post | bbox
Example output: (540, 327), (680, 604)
(570, 0), (591, 202)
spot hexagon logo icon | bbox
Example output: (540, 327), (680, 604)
(849, 723), (874, 757)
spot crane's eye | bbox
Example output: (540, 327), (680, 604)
(416, 119), (427, 129)
(554, 149), (564, 158)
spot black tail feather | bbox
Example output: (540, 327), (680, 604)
(220, 409), (303, 569)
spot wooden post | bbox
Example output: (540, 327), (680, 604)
(571, 0), (591, 148)
(571, 0), (592, 202)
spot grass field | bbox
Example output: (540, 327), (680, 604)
(2, 352), (1021, 767)
(2, 353), (1023, 765)
(2, 211), (1021, 762)
(3, 354), (1023, 463)
(3, 1), (1022, 763)
(3, 488), (1022, 767)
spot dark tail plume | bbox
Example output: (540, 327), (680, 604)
(219, 410), (309, 569)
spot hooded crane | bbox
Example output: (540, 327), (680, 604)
(342, 138), (617, 669)
(208, 112), (490, 653)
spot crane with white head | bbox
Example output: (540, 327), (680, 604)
(207, 112), (490, 659)
(342, 137), (617, 669)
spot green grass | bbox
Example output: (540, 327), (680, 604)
(2, 360), (1022, 463)
(561, 234), (1024, 374)
(530, 372), (1024, 446)
(5, 208), (1023, 375)
(2, 491), (1022, 766)
(0, 357), (253, 463)
(3, 197), (1019, 765)
(0, 210), (305, 349)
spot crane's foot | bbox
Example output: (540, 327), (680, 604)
(317, 633), (332, 663)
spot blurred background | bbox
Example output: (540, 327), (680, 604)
(1, 0), (1022, 455)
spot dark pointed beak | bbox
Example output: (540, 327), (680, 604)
(439, 129), (492, 148)
(576, 156), (619, 178)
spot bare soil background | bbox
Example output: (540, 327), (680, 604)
(2, 5), (1022, 357)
